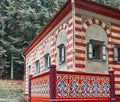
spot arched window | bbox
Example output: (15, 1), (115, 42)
(35, 51), (40, 74)
(56, 29), (67, 69)
(44, 42), (50, 69)
(86, 24), (108, 73)
(86, 24), (107, 61)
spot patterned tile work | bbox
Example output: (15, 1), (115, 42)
(31, 74), (50, 98)
(56, 74), (110, 98)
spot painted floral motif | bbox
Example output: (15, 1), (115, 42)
(56, 74), (110, 98)
(31, 74), (50, 98)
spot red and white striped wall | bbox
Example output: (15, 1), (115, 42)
(74, 13), (120, 95)
(111, 23), (120, 95)
(24, 14), (74, 94)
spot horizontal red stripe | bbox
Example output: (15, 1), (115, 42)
(115, 74), (120, 78)
(75, 34), (86, 40)
(66, 43), (73, 49)
(75, 20), (81, 25)
(75, 27), (81, 32)
(67, 29), (73, 35)
(75, 42), (86, 47)
(75, 56), (85, 61)
(67, 50), (73, 56)
(108, 41), (116, 45)
(75, 49), (85, 54)
(75, 64), (85, 68)
(112, 29), (120, 34)
(115, 88), (120, 91)
(115, 81), (120, 84)
(111, 36), (120, 40)
(107, 48), (113, 51)
(67, 57), (73, 63)
(109, 62), (120, 65)
(112, 23), (120, 27)
(108, 55), (113, 58)
(113, 68), (120, 71)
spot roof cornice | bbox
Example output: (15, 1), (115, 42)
(75, 0), (120, 20)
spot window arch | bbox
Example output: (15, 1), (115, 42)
(86, 24), (108, 61)
(56, 29), (67, 69)
(35, 50), (40, 74)
(44, 42), (50, 69)
(86, 24), (108, 73)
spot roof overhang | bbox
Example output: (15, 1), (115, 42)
(23, 0), (120, 56)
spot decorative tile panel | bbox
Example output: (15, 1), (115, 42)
(56, 74), (110, 98)
(31, 74), (50, 98)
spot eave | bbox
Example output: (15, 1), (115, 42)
(75, 0), (120, 20)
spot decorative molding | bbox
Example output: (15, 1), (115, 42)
(76, 8), (120, 25)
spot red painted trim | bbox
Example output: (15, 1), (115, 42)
(50, 65), (56, 100)
(31, 97), (50, 102)
(31, 71), (50, 80)
(50, 98), (110, 102)
(75, 0), (120, 20)
(57, 70), (110, 77)
(109, 69), (116, 102)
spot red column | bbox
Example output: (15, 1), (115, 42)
(50, 65), (56, 102)
(28, 75), (33, 102)
(109, 69), (116, 102)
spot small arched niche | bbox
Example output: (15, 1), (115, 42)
(56, 29), (67, 70)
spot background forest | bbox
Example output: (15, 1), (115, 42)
(0, 0), (120, 80)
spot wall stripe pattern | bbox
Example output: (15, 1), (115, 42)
(75, 14), (120, 95)
(110, 23), (120, 94)
(74, 13), (86, 72)
(25, 15), (74, 94)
